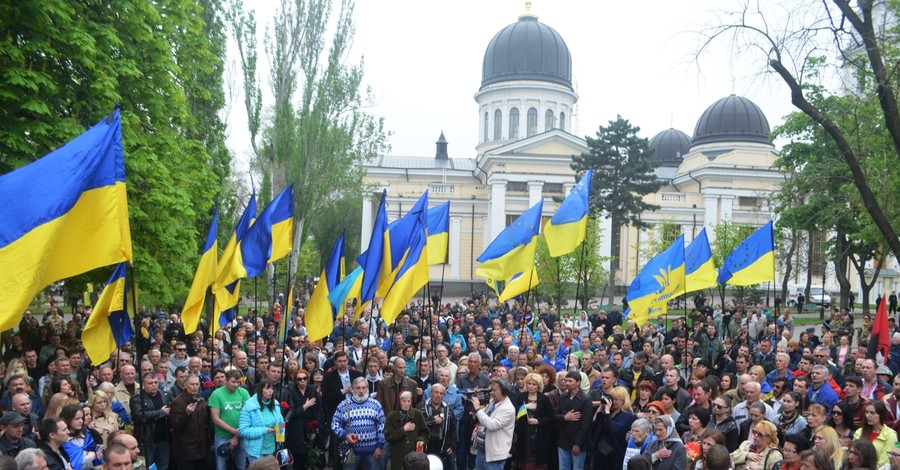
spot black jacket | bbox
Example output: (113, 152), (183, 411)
(130, 389), (173, 444)
(37, 442), (70, 470)
(0, 435), (35, 458)
(417, 399), (458, 456)
(285, 385), (324, 456)
(555, 389), (594, 449)
(708, 416), (740, 452)
(321, 368), (363, 418)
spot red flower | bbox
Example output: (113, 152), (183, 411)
(307, 420), (319, 430)
(203, 381), (213, 388)
(281, 401), (290, 410)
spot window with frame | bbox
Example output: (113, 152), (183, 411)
(509, 108), (519, 139)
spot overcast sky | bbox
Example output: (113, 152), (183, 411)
(225, 0), (803, 167)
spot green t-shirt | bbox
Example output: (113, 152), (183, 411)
(209, 386), (250, 437)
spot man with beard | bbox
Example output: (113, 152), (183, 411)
(169, 374), (209, 469)
(331, 378), (386, 470)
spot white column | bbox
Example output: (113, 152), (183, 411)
(703, 195), (718, 243)
(361, 195), (374, 249)
(721, 195), (734, 221)
(489, 180), (507, 242)
(598, 217), (612, 259)
(450, 216), (462, 278)
(528, 181), (543, 207)
(482, 217), (490, 250)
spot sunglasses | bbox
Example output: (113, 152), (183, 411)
(176, 348), (186, 352)
(295, 377), (309, 382)
(831, 410), (842, 415)
(713, 403), (728, 409)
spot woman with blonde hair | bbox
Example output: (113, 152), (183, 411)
(45, 392), (79, 419)
(731, 420), (782, 470)
(812, 426), (845, 470)
(748, 365), (773, 399)
(592, 386), (636, 470)
(512, 372), (552, 470)
(88, 390), (118, 446)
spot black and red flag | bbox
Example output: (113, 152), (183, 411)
(868, 295), (891, 364)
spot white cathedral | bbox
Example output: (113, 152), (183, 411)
(359, 7), (898, 301)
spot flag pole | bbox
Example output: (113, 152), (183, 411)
(573, 238), (588, 315)
(128, 262), (140, 364)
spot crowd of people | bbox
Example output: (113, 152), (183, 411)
(4, 294), (900, 470)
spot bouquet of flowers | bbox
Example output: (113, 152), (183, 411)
(685, 441), (701, 462)
(306, 420), (323, 469)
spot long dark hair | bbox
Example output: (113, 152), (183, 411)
(255, 378), (276, 411)
(859, 400), (889, 440)
(848, 439), (878, 470)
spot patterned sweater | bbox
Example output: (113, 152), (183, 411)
(331, 396), (386, 455)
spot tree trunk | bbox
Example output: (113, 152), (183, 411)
(833, 232), (852, 310)
(609, 215), (621, 307)
(781, 228), (799, 306)
(805, 231), (814, 301)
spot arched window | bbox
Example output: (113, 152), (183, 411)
(483, 112), (489, 143)
(527, 107), (538, 137)
(509, 108), (519, 139)
(545, 109), (555, 131)
(559, 112), (566, 132)
(493, 110), (502, 140)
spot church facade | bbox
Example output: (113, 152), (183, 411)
(360, 8), (804, 299)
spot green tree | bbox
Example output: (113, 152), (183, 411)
(229, 0), (388, 303)
(572, 221), (608, 310)
(536, 236), (575, 309)
(572, 116), (662, 302)
(701, 0), (900, 266)
(0, 0), (229, 307)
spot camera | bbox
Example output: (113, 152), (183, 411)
(462, 388), (491, 404)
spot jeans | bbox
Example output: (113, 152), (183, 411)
(214, 435), (247, 470)
(348, 452), (378, 470)
(379, 441), (391, 470)
(144, 441), (170, 470)
(475, 449), (504, 470)
(558, 447), (586, 470)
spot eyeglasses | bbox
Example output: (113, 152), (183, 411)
(713, 403), (727, 409)
(890, 452), (900, 458)
(295, 377), (308, 382)
(176, 348), (186, 352)
(751, 431), (766, 438)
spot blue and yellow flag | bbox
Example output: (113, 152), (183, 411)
(376, 192), (429, 297)
(82, 263), (134, 363)
(182, 206), (218, 334)
(213, 194), (257, 333)
(307, 235), (346, 342)
(357, 192), (389, 313)
(329, 266), (363, 318)
(717, 221), (775, 286)
(476, 200), (543, 282)
(280, 285), (294, 344)
(544, 168), (592, 257)
(499, 268), (539, 302)
(685, 228), (718, 293)
(427, 201), (450, 265)
(0, 110), (132, 332)
(626, 235), (686, 326)
(381, 198), (430, 325)
(240, 184), (294, 278)
(516, 404), (528, 420)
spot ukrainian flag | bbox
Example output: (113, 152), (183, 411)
(213, 194), (257, 333)
(377, 192), (429, 297)
(306, 234), (346, 342)
(381, 198), (430, 325)
(329, 266), (363, 318)
(717, 221), (775, 286)
(476, 200), (543, 282)
(182, 206), (218, 335)
(357, 191), (389, 313)
(627, 235), (686, 327)
(544, 168), (592, 257)
(240, 184), (294, 278)
(685, 228), (718, 293)
(427, 201), (450, 265)
(499, 268), (539, 302)
(82, 263), (133, 364)
(0, 110), (132, 332)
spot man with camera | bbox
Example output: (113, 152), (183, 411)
(470, 379), (515, 470)
(169, 374), (210, 469)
